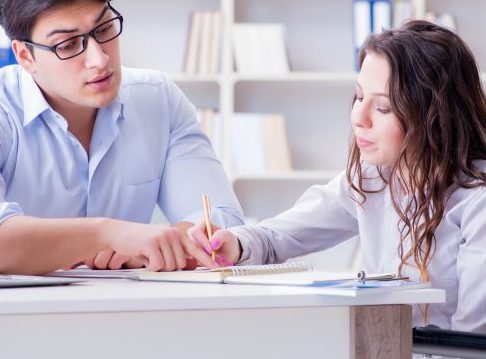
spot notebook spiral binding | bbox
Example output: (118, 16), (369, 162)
(229, 262), (313, 277)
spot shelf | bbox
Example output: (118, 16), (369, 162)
(167, 73), (222, 84)
(232, 72), (357, 83)
(167, 72), (358, 84)
(231, 170), (342, 182)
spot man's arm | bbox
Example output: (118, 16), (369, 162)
(158, 77), (244, 228)
(0, 216), (217, 275)
(0, 216), (107, 274)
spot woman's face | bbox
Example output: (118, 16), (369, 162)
(351, 52), (405, 166)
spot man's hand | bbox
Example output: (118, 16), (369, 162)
(95, 219), (217, 271)
(84, 250), (140, 270)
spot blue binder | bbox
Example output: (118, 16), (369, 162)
(0, 26), (16, 67)
(352, 0), (392, 68)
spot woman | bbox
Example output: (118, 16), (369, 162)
(189, 20), (486, 332)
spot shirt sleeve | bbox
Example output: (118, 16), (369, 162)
(452, 186), (486, 332)
(157, 79), (244, 228)
(0, 111), (23, 224)
(231, 172), (359, 265)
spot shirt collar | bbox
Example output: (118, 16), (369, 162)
(20, 69), (51, 127)
(20, 68), (125, 127)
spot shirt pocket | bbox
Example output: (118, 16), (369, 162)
(120, 177), (160, 223)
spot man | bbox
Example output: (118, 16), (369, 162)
(0, 0), (243, 274)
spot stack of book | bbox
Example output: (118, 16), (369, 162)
(229, 113), (292, 175)
(197, 110), (293, 175)
(183, 11), (222, 75)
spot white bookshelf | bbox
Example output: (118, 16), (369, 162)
(115, 0), (486, 271)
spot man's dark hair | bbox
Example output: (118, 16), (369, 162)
(0, 0), (108, 41)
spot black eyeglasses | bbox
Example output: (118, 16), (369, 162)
(23, 5), (123, 60)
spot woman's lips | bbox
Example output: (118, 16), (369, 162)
(356, 136), (374, 148)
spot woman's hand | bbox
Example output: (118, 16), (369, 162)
(187, 223), (241, 267)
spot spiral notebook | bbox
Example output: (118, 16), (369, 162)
(137, 262), (315, 283)
(50, 262), (313, 283)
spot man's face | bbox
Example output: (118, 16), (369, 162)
(27, 0), (121, 112)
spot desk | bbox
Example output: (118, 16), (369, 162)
(0, 279), (444, 359)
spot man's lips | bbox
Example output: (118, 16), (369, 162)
(87, 72), (112, 84)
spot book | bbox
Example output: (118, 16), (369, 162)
(183, 11), (223, 75)
(230, 113), (292, 174)
(196, 108), (223, 159)
(232, 23), (290, 75)
(198, 11), (212, 74)
(183, 11), (202, 74)
(208, 11), (222, 74)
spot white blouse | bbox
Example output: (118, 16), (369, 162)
(232, 163), (486, 332)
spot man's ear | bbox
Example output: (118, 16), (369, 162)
(12, 40), (36, 74)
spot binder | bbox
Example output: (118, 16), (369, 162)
(372, 0), (392, 34)
(352, 0), (391, 68)
(0, 25), (15, 68)
(352, 0), (371, 67)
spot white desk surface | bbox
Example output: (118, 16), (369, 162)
(0, 278), (445, 315)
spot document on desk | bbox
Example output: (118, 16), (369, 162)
(48, 264), (426, 293)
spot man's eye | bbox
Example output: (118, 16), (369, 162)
(96, 23), (113, 35)
(57, 39), (78, 51)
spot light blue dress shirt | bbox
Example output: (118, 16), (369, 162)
(0, 65), (243, 227)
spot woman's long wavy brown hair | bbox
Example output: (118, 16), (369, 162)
(346, 20), (486, 281)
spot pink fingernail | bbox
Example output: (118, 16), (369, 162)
(215, 256), (225, 266)
(210, 240), (221, 249)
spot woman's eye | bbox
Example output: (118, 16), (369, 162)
(377, 107), (391, 114)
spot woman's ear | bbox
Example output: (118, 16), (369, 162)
(11, 40), (36, 74)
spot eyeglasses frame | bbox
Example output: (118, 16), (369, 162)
(22, 4), (123, 60)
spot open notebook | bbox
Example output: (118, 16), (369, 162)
(48, 262), (427, 292)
